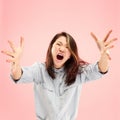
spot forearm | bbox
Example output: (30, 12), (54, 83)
(11, 62), (22, 80)
(98, 52), (109, 73)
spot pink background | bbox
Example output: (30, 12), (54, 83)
(0, 0), (120, 120)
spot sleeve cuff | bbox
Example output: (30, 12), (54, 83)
(99, 70), (108, 74)
(10, 69), (23, 83)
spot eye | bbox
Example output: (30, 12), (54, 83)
(56, 43), (61, 46)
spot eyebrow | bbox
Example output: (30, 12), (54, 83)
(57, 41), (62, 44)
(57, 41), (68, 46)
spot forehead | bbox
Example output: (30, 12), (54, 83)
(55, 36), (67, 44)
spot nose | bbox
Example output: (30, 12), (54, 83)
(59, 46), (65, 52)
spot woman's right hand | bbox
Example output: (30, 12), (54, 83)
(1, 37), (24, 64)
(1, 37), (24, 80)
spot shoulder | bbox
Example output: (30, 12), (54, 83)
(22, 62), (46, 73)
(31, 61), (46, 70)
(30, 61), (45, 67)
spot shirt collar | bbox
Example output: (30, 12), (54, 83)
(53, 66), (65, 73)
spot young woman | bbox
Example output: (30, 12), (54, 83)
(1, 30), (117, 120)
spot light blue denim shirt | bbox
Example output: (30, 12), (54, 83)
(12, 62), (105, 120)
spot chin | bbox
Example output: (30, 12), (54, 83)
(54, 63), (64, 68)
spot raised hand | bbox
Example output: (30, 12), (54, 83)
(1, 37), (24, 63)
(91, 30), (117, 60)
(1, 37), (24, 79)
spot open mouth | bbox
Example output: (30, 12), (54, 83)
(56, 54), (64, 60)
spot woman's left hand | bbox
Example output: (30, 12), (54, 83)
(90, 30), (117, 60)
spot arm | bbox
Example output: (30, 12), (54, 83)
(98, 51), (109, 73)
(11, 62), (22, 80)
(1, 37), (24, 80)
(91, 30), (117, 73)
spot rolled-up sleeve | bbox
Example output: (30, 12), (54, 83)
(10, 62), (40, 84)
(79, 62), (107, 83)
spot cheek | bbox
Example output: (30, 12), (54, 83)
(51, 46), (57, 55)
(66, 50), (71, 58)
(68, 53), (71, 58)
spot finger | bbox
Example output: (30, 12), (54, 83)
(103, 30), (112, 42)
(6, 58), (15, 63)
(104, 45), (114, 53)
(106, 50), (110, 55)
(104, 50), (111, 60)
(20, 36), (24, 48)
(106, 53), (111, 60)
(105, 38), (117, 47)
(107, 45), (114, 49)
(8, 40), (16, 52)
(90, 32), (98, 42)
(1, 50), (14, 57)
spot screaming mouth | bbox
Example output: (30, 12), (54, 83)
(57, 54), (64, 60)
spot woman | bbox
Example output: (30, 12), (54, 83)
(1, 30), (117, 120)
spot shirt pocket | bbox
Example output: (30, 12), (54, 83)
(63, 83), (79, 94)
(41, 82), (54, 93)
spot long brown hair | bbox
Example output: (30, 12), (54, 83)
(45, 32), (88, 86)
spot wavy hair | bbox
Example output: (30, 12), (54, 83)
(45, 32), (88, 86)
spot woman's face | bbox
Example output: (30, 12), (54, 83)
(51, 36), (71, 68)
